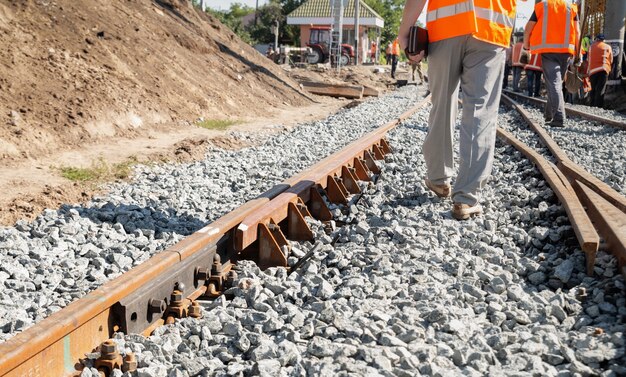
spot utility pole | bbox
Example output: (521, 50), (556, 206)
(255, 0), (259, 25)
(200, 0), (206, 12)
(354, 0), (360, 65)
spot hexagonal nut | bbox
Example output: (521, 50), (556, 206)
(171, 290), (183, 302)
(123, 352), (138, 372)
(188, 302), (202, 318)
(100, 340), (117, 356)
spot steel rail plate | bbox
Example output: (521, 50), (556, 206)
(234, 95), (432, 252)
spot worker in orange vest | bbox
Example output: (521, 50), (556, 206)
(391, 38), (400, 79)
(511, 41), (525, 92)
(524, 0), (580, 127)
(525, 52), (543, 97)
(399, 0), (517, 220)
(586, 33), (613, 108)
(370, 41), (377, 63)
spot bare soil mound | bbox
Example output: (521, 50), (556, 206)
(0, 0), (311, 163)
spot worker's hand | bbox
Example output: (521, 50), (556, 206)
(573, 55), (582, 67)
(405, 49), (425, 64)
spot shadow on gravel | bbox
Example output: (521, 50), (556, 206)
(64, 202), (208, 238)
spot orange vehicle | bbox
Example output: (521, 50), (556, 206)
(306, 26), (354, 65)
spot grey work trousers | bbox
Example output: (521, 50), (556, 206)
(424, 35), (505, 206)
(512, 66), (523, 92)
(541, 53), (569, 123)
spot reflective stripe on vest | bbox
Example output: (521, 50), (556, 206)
(426, 0), (474, 23)
(474, 7), (515, 28)
(525, 54), (542, 71)
(426, 1), (513, 28)
(533, 1), (575, 52)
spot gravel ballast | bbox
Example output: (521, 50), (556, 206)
(0, 87), (424, 342)
(78, 98), (625, 376)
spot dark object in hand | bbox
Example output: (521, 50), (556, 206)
(520, 49), (530, 65)
(406, 26), (428, 58)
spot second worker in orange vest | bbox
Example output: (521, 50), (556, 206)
(586, 34), (613, 108)
(525, 52), (543, 97)
(524, 0), (580, 127)
(399, 0), (516, 220)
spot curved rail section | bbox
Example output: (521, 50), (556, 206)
(503, 89), (626, 130)
(0, 96), (431, 377)
(500, 94), (626, 278)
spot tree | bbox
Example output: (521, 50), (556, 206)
(206, 3), (255, 43)
(247, 1), (284, 44)
(364, 0), (405, 47)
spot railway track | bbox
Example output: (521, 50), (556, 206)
(497, 94), (626, 277)
(0, 89), (625, 376)
(0, 94), (431, 376)
(502, 89), (626, 130)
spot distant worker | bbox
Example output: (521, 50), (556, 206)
(511, 40), (525, 92)
(370, 41), (377, 63)
(399, 0), (517, 220)
(503, 43), (512, 89)
(391, 38), (400, 79)
(587, 33), (613, 108)
(525, 52), (543, 97)
(385, 42), (392, 65)
(581, 34), (591, 61)
(410, 59), (425, 84)
(524, 0), (580, 127)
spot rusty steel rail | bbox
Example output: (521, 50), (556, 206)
(0, 95), (431, 377)
(501, 94), (626, 277)
(503, 89), (626, 130)
(497, 128), (599, 273)
(501, 94), (626, 214)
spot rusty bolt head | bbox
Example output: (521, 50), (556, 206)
(196, 267), (210, 280)
(149, 299), (166, 313)
(213, 254), (221, 264)
(268, 223), (278, 231)
(100, 340), (118, 357)
(122, 352), (138, 372)
(189, 301), (202, 318)
(228, 270), (238, 280)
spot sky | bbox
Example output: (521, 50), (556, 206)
(206, 0), (536, 29)
(205, 0), (268, 11)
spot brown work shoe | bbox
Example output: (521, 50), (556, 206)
(424, 179), (451, 198)
(452, 202), (482, 220)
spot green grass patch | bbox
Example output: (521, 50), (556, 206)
(60, 156), (138, 182)
(196, 119), (239, 130)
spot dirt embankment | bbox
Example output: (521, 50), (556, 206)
(0, 0), (312, 163)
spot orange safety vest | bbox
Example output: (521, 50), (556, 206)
(529, 0), (578, 55)
(587, 40), (613, 75)
(391, 40), (400, 55)
(525, 53), (542, 71)
(511, 42), (524, 67)
(425, 0), (516, 48)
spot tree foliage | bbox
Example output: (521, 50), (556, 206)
(200, 0), (408, 49)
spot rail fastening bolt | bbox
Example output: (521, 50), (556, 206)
(100, 340), (118, 358)
(149, 299), (166, 314)
(189, 301), (202, 319)
(122, 352), (137, 372)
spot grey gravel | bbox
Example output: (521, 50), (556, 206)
(74, 92), (626, 376)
